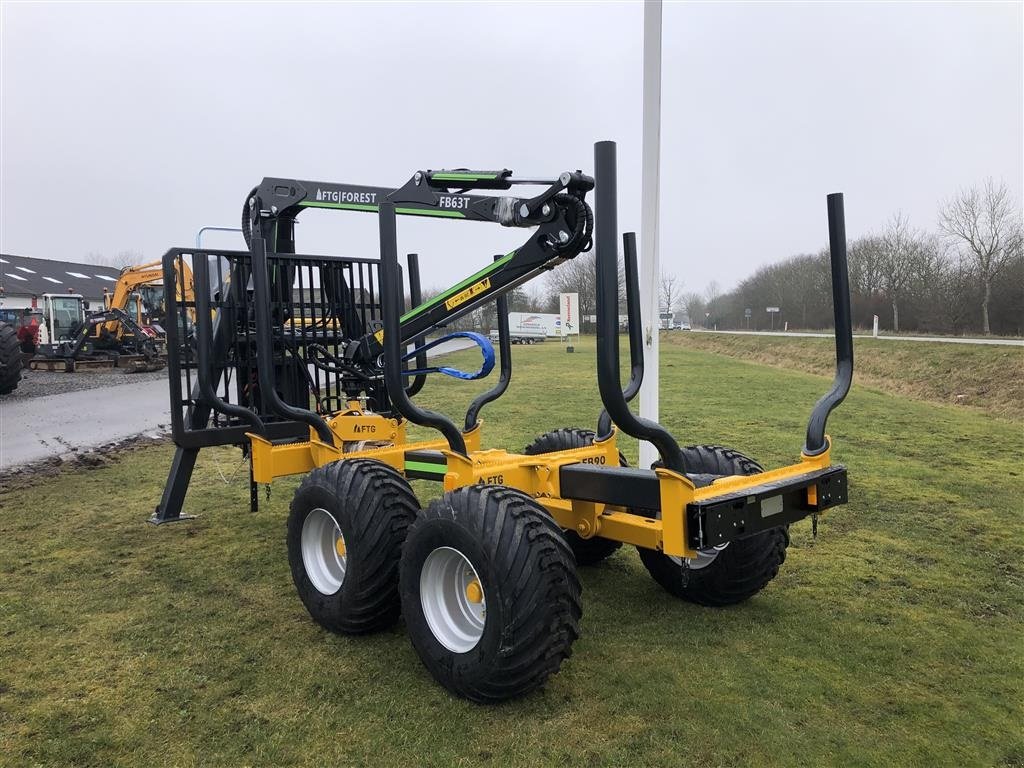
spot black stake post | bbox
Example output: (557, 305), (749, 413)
(465, 255), (513, 431)
(804, 193), (854, 455)
(597, 231), (644, 439)
(593, 141), (686, 473)
(404, 253), (428, 399)
(152, 251), (207, 524)
(193, 251), (267, 513)
(378, 202), (468, 456)
(250, 237), (335, 445)
(192, 251), (266, 434)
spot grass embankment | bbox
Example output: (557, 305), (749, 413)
(1, 340), (1022, 767)
(663, 331), (1024, 420)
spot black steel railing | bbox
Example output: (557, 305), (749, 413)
(163, 245), (392, 450)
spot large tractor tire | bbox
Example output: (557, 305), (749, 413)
(0, 322), (22, 395)
(523, 427), (624, 566)
(287, 459), (419, 634)
(638, 445), (790, 606)
(400, 485), (582, 703)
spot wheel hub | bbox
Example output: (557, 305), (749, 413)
(670, 542), (728, 570)
(301, 507), (347, 595)
(420, 546), (486, 653)
(465, 579), (483, 604)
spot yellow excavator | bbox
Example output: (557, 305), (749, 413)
(18, 260), (197, 373)
(96, 258), (197, 351)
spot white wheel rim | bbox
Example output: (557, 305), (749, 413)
(301, 507), (347, 595)
(419, 546), (486, 653)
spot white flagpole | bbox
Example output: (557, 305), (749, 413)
(639, 0), (663, 469)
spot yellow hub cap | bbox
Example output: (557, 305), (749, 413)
(465, 579), (483, 604)
(335, 538), (347, 557)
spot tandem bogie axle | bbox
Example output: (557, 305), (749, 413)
(157, 140), (853, 702)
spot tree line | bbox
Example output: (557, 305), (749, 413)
(510, 178), (1021, 337)
(695, 179), (1023, 336)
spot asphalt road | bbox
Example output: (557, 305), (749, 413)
(0, 337), (476, 471)
(0, 377), (172, 470)
(695, 329), (1024, 347)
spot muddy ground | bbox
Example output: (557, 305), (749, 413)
(0, 430), (170, 492)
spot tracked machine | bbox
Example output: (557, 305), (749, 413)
(25, 293), (164, 373)
(156, 141), (853, 702)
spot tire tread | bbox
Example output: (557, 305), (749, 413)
(0, 323), (22, 395)
(638, 445), (790, 607)
(403, 485), (581, 702)
(288, 459), (418, 634)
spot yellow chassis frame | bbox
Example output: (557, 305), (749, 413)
(248, 409), (835, 559)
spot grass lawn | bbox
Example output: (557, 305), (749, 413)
(664, 331), (1024, 420)
(1, 338), (1021, 767)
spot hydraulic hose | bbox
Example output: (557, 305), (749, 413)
(241, 187), (257, 251)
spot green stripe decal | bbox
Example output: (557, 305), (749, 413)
(400, 250), (516, 322)
(405, 461), (447, 474)
(431, 172), (498, 181)
(298, 200), (465, 218)
(397, 207), (464, 218)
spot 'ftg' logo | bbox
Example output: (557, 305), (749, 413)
(315, 188), (378, 205)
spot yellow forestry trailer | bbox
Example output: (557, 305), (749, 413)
(154, 141), (853, 702)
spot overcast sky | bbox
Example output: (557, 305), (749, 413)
(2, 1), (1021, 296)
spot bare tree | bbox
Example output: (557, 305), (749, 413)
(524, 283), (548, 313)
(879, 212), (924, 333)
(848, 235), (885, 299)
(660, 271), (680, 315)
(116, 249), (144, 269)
(81, 250), (142, 270)
(679, 291), (704, 325)
(505, 286), (531, 313)
(544, 251), (597, 319)
(939, 178), (1023, 334)
(704, 280), (721, 305)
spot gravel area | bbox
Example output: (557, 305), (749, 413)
(3, 367), (169, 401)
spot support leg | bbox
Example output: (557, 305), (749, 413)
(150, 446), (199, 524)
(249, 459), (259, 513)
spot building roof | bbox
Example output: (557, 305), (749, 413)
(0, 253), (122, 298)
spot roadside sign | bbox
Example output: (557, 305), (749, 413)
(766, 307), (780, 313)
(559, 292), (579, 337)
(744, 308), (752, 318)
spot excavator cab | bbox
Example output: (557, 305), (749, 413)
(40, 293), (86, 346)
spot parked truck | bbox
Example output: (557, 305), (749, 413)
(506, 311), (561, 342)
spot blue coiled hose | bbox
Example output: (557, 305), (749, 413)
(401, 332), (495, 380)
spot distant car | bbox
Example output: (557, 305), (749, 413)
(679, 322), (691, 330)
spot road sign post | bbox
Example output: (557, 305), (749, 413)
(766, 306), (780, 331)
